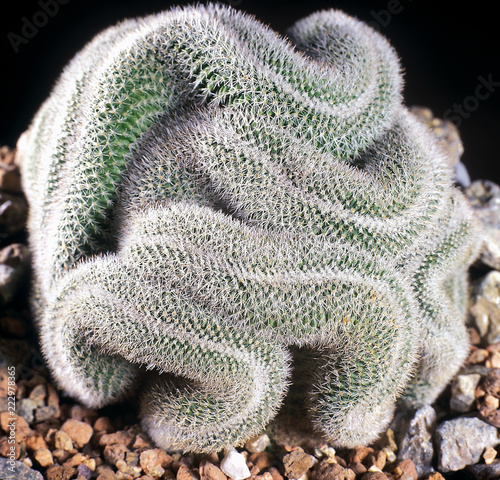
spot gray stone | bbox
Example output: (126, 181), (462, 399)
(436, 417), (500, 472)
(0, 457), (44, 480)
(450, 374), (482, 413)
(397, 405), (436, 478)
(465, 180), (500, 270)
(467, 459), (500, 480)
(77, 464), (93, 480)
(16, 398), (38, 424)
(35, 405), (58, 423)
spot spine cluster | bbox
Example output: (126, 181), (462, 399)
(18, 3), (481, 452)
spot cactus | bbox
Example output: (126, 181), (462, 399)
(17, 3), (481, 452)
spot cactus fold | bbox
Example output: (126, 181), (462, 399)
(17, 3), (481, 452)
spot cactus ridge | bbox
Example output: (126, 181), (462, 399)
(18, 3), (481, 452)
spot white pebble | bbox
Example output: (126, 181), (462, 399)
(220, 449), (251, 480)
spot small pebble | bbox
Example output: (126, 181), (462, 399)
(45, 465), (77, 480)
(29, 384), (47, 407)
(483, 446), (497, 465)
(34, 447), (54, 467)
(450, 374), (481, 412)
(220, 449), (251, 480)
(0, 457), (44, 480)
(104, 443), (129, 466)
(436, 417), (499, 472)
(61, 418), (94, 448)
(77, 464), (94, 480)
(244, 433), (270, 453)
(393, 459), (417, 480)
(283, 447), (316, 480)
(311, 460), (355, 480)
(55, 431), (74, 452)
(94, 416), (114, 433)
(35, 405), (58, 422)
(176, 464), (199, 480)
(200, 461), (227, 480)
(17, 398), (38, 423)
(99, 430), (135, 448)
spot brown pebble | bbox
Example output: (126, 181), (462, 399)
(486, 352), (500, 369)
(55, 430), (75, 452)
(64, 452), (90, 467)
(481, 408), (500, 427)
(423, 474), (445, 480)
(483, 446), (497, 465)
(335, 457), (347, 469)
(34, 446), (55, 467)
(116, 472), (134, 480)
(104, 443), (129, 466)
(26, 433), (49, 451)
(52, 448), (73, 463)
(0, 146), (15, 166)
(311, 460), (355, 480)
(96, 465), (118, 480)
(467, 348), (489, 364)
(393, 459), (417, 480)
(369, 451), (386, 471)
(0, 437), (20, 459)
(177, 464), (200, 480)
(133, 432), (152, 449)
(0, 146), (21, 192)
(45, 465), (77, 480)
(360, 473), (388, 480)
(0, 366), (11, 396)
(0, 164), (22, 193)
(0, 243), (29, 269)
(483, 369), (500, 397)
(249, 451), (274, 472)
(140, 448), (173, 477)
(47, 383), (61, 417)
(200, 461), (227, 480)
(29, 383), (47, 407)
(94, 416), (114, 433)
(99, 430), (135, 448)
(0, 411), (32, 441)
(349, 462), (367, 475)
(268, 466), (284, 480)
(61, 418), (94, 448)
(468, 327), (482, 346)
(348, 446), (374, 465)
(116, 458), (142, 477)
(283, 447), (315, 480)
(69, 404), (98, 423)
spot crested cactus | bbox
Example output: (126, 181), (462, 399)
(17, 3), (482, 452)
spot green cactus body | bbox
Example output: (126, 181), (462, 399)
(17, 4), (481, 452)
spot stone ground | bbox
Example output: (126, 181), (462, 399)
(2, 109), (500, 480)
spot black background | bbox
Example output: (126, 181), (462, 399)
(1, 0), (498, 184)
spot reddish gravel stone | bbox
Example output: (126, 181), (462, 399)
(99, 430), (135, 448)
(45, 465), (77, 480)
(61, 418), (94, 448)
